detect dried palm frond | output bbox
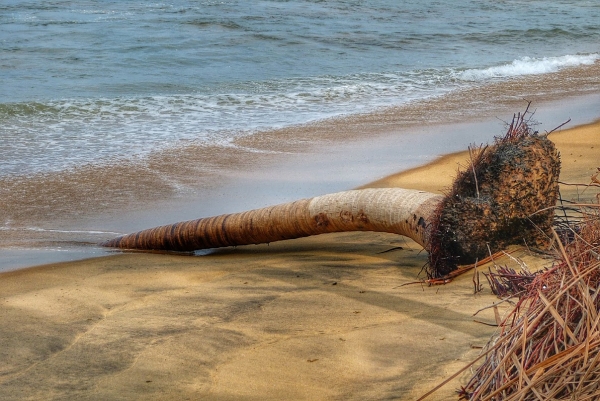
[458,208,600,400]
[484,266,538,299]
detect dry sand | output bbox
[1,121,598,400]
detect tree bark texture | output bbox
[102,188,443,252]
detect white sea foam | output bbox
[0,72,453,176]
[0,226,122,235]
[460,54,599,81]
[1,53,598,177]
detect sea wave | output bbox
[459,53,599,80]
[0,226,121,235]
[1,53,598,176]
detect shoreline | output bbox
[1,92,599,272]
[0,112,598,400]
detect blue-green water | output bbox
[1,0,600,269]
[2,0,599,175]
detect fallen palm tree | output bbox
[102,108,560,277]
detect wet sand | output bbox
[1,119,598,400]
[2,92,599,271]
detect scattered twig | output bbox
[472,295,519,317]
[425,251,510,286]
[545,118,571,135]
[473,260,483,294]
[376,246,404,254]
[473,319,498,327]
[469,146,480,199]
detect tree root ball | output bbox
[428,134,561,277]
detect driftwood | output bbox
[102,107,561,278]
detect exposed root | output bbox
[427,104,561,277]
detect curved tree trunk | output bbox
[102,112,561,278]
[101,188,443,252]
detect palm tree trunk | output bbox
[101,188,443,252]
[102,112,561,278]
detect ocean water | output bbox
[1,0,600,269]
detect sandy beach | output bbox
[1,120,598,400]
